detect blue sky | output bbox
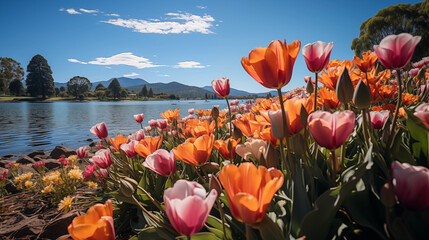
[0,0,421,93]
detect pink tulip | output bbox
[129,129,145,141]
[212,77,230,98]
[164,180,217,237]
[304,76,315,84]
[391,161,429,210]
[143,149,176,176]
[77,146,88,159]
[83,163,96,180]
[134,113,144,123]
[307,110,355,149]
[268,110,285,140]
[90,122,108,139]
[120,140,139,158]
[0,169,8,181]
[408,68,419,77]
[157,119,168,129]
[302,41,334,73]
[188,108,195,115]
[92,149,112,169]
[230,99,239,106]
[373,33,421,69]
[148,119,158,127]
[414,103,429,128]
[370,110,390,129]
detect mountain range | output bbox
[54,77,276,99]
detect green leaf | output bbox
[137,227,171,240]
[176,232,220,240]
[205,215,232,239]
[406,108,429,166]
[252,216,284,240]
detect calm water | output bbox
[0,100,230,156]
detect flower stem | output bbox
[225,97,232,137]
[386,70,403,153]
[136,185,165,214]
[246,224,253,240]
[330,150,337,186]
[192,165,206,184]
[216,199,228,240]
[314,72,318,112]
[277,89,294,173]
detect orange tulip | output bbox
[214,138,241,160]
[353,50,378,73]
[402,93,419,106]
[191,120,215,137]
[109,135,129,151]
[68,200,115,240]
[259,127,280,147]
[173,134,214,166]
[284,96,314,135]
[196,109,204,117]
[241,39,301,89]
[135,135,163,158]
[318,59,355,90]
[233,115,267,137]
[218,162,284,224]
[318,87,342,109]
[161,109,180,123]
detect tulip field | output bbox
[2,33,429,240]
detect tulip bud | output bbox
[300,105,308,126]
[306,79,314,94]
[201,162,220,174]
[263,143,279,168]
[211,106,219,120]
[336,67,354,104]
[209,174,222,196]
[232,123,243,139]
[119,177,138,198]
[380,182,396,208]
[268,110,285,140]
[353,80,372,109]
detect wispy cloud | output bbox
[174,61,208,69]
[159,74,170,77]
[197,6,207,9]
[105,13,120,17]
[68,52,163,69]
[101,12,215,34]
[60,8,81,15]
[79,8,99,14]
[123,72,139,77]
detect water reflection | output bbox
[0,100,231,156]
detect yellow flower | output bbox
[25,181,35,188]
[68,155,77,165]
[14,172,33,184]
[58,196,75,213]
[86,181,98,189]
[43,171,62,185]
[41,184,55,194]
[68,166,83,180]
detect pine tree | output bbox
[107,78,121,100]
[26,55,55,98]
[139,85,148,97]
[148,88,154,97]
[8,79,24,96]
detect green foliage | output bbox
[107,78,121,99]
[148,87,154,97]
[59,86,66,92]
[139,85,148,97]
[25,54,55,98]
[8,79,25,96]
[67,76,92,99]
[351,1,429,62]
[0,57,24,94]
[95,83,106,91]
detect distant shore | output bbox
[0,96,208,103]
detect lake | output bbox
[0,100,231,156]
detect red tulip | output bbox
[148,119,158,127]
[77,146,88,159]
[241,39,301,89]
[307,110,355,149]
[164,180,217,237]
[157,119,168,129]
[90,122,108,139]
[188,108,195,115]
[129,129,145,141]
[414,103,429,128]
[92,149,112,169]
[370,110,390,129]
[212,77,230,98]
[373,33,421,69]
[84,163,96,180]
[134,113,144,123]
[391,161,429,211]
[120,140,139,158]
[143,149,176,176]
[302,41,334,73]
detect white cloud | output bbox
[68,52,163,69]
[105,66,112,69]
[63,8,81,15]
[123,72,139,77]
[101,12,215,34]
[68,58,87,64]
[105,13,120,17]
[79,8,100,14]
[197,6,207,9]
[159,74,170,77]
[174,61,208,69]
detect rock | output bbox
[40,210,83,239]
[2,154,14,158]
[5,181,18,194]
[21,165,38,174]
[0,160,9,168]
[16,156,35,165]
[44,159,61,170]
[89,141,96,147]
[49,146,76,159]
[27,150,45,158]
[86,138,93,142]
[33,155,50,162]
